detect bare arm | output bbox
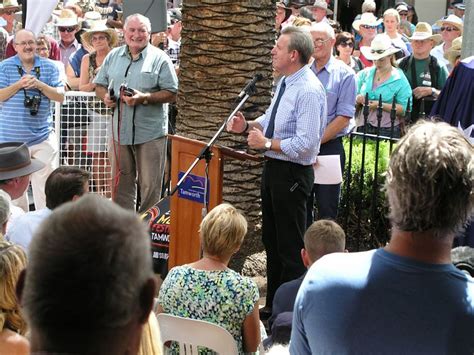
[321,116,350,144]
[95,84,116,108]
[0,79,22,101]
[65,64,80,90]
[79,54,95,92]
[37,80,64,102]
[242,302,261,353]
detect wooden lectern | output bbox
[168,135,260,269]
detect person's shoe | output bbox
[259,306,272,321]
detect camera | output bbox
[120,84,135,97]
[24,94,42,116]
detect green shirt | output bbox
[402,57,448,90]
[94,44,178,145]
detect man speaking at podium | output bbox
[227,26,327,317]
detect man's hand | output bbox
[226,111,247,134]
[413,87,432,100]
[248,127,267,150]
[103,93,117,108]
[18,75,37,90]
[122,88,148,107]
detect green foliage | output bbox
[338,136,397,251]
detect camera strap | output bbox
[17,65,42,97]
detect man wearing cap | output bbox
[227,26,327,319]
[307,22,356,222]
[451,0,465,18]
[352,13,382,67]
[0,29,65,211]
[399,22,448,121]
[0,142,45,231]
[55,9,82,69]
[276,1,294,34]
[310,0,333,24]
[431,15,463,72]
[165,8,182,70]
[94,13,178,213]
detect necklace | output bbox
[375,68,391,82]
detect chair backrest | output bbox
[157,313,239,355]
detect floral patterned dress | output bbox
[157,265,259,353]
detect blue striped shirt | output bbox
[256,65,327,165]
[0,55,63,146]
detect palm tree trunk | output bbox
[176,0,275,272]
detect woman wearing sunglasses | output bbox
[355,34,412,138]
[431,15,463,72]
[335,32,364,73]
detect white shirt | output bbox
[6,208,52,251]
[431,43,451,72]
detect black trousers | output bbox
[307,137,345,227]
[261,158,313,307]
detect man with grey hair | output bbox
[16,194,156,354]
[227,26,327,318]
[95,13,178,213]
[291,121,474,354]
[307,22,356,223]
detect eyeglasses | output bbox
[313,38,331,46]
[339,41,354,48]
[91,35,108,42]
[58,26,76,33]
[361,24,377,29]
[2,10,16,15]
[36,47,49,52]
[15,40,36,47]
[398,11,408,16]
[440,26,459,32]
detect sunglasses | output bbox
[361,24,377,29]
[371,49,387,54]
[2,9,16,15]
[399,11,408,16]
[58,26,76,33]
[339,42,354,48]
[440,26,459,32]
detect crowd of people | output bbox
[0,0,473,354]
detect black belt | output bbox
[264,156,312,168]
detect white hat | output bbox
[81,20,119,49]
[310,0,333,15]
[435,14,463,33]
[409,22,442,44]
[396,4,408,12]
[352,12,382,31]
[54,9,79,27]
[360,33,400,60]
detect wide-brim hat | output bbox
[81,20,119,48]
[54,9,79,27]
[435,14,463,33]
[0,0,20,12]
[352,12,382,31]
[277,1,292,10]
[310,0,333,15]
[445,36,462,65]
[409,22,442,44]
[0,142,45,180]
[360,33,400,60]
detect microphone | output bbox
[237,74,263,98]
[108,79,115,100]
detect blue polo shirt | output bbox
[0,55,63,146]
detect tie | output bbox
[265,79,286,138]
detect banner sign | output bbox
[177,172,209,204]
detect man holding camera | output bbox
[95,14,178,213]
[0,29,65,211]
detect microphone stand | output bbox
[169,83,257,218]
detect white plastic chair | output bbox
[157,313,239,354]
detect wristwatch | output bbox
[264,139,272,151]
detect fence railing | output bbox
[55,91,112,198]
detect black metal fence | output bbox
[337,95,412,251]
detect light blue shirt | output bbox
[94,44,178,145]
[0,55,64,146]
[311,56,357,137]
[6,208,52,251]
[290,249,474,354]
[256,65,327,166]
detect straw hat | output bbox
[0,0,20,12]
[409,22,442,44]
[435,14,463,33]
[360,33,401,60]
[310,0,333,15]
[352,12,382,31]
[444,36,462,67]
[0,142,45,180]
[81,20,119,49]
[54,9,79,27]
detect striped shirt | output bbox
[256,65,327,166]
[0,55,64,146]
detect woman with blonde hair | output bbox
[383,8,410,58]
[0,241,29,354]
[157,203,260,354]
[138,312,162,355]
